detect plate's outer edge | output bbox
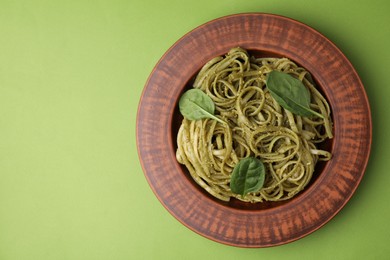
[136,13,372,247]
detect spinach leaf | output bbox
[230,157,265,197]
[266,70,324,118]
[179,89,225,124]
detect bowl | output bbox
[136,13,372,247]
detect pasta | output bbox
[176,47,333,203]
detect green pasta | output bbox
[176,47,333,203]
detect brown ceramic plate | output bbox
[136,13,372,247]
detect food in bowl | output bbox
[176,47,333,203]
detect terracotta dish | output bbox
[136,13,372,247]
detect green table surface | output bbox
[0,0,388,259]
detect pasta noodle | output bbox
[176,47,333,203]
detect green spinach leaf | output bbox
[179,89,225,124]
[230,157,265,197]
[266,70,324,118]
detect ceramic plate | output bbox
[136,13,372,247]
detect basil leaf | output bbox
[179,89,225,124]
[230,157,265,197]
[266,70,324,118]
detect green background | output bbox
[0,0,388,259]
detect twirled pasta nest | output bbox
[176,47,333,203]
